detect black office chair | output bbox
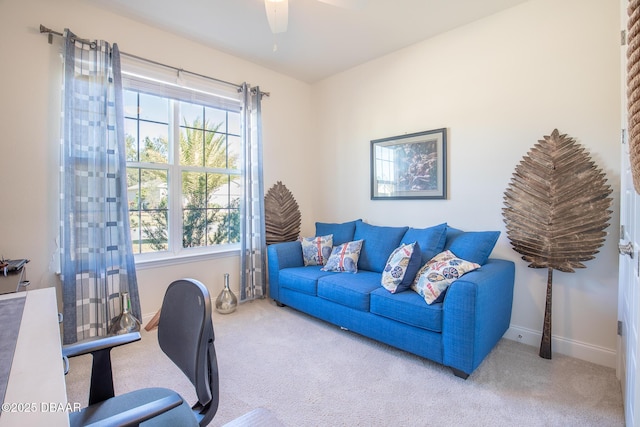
[64,278,220,426]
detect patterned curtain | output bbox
[240,84,266,301]
[60,29,141,344]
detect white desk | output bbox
[0,288,69,426]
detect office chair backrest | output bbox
[158,278,219,426]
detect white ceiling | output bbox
[89,0,530,83]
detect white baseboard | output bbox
[504,325,617,369]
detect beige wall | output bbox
[0,0,313,317]
[312,0,621,367]
[0,0,622,367]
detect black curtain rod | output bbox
[39,24,270,97]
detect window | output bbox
[122,67,243,258]
[374,145,396,194]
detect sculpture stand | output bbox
[144,309,161,331]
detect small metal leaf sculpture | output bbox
[264,181,301,245]
[502,129,613,359]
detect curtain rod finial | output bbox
[39,25,55,44]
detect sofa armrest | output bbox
[267,241,304,301]
[442,259,515,377]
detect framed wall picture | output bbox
[371,128,447,200]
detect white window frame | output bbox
[121,57,244,267]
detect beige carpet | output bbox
[65,298,624,426]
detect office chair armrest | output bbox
[83,393,184,427]
[63,332,141,358]
[63,332,142,405]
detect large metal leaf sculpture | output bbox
[502,129,612,359]
[265,181,301,245]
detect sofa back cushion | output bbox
[315,219,362,246]
[353,222,408,273]
[444,227,500,265]
[400,223,448,265]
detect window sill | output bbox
[134,246,240,271]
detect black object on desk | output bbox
[0,259,30,294]
[2,259,28,274]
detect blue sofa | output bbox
[267,220,515,378]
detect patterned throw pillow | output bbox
[321,240,364,273]
[381,242,422,293]
[300,235,333,266]
[411,250,480,305]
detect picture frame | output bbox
[371,128,447,200]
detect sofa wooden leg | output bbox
[452,368,469,379]
[275,300,286,307]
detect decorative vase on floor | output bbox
[109,291,141,335]
[215,273,237,314]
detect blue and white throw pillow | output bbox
[300,234,333,266]
[411,250,480,304]
[381,242,422,293]
[321,240,364,273]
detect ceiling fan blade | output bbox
[317,0,366,10]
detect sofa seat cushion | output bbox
[369,287,443,333]
[317,271,382,311]
[280,266,335,296]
